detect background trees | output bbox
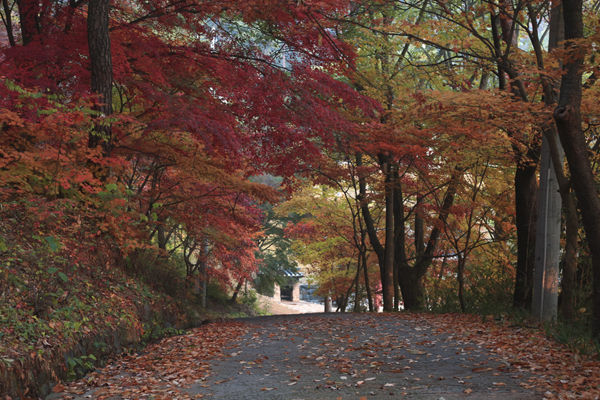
[1,0,600,344]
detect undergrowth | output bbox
[501,309,600,357]
[545,319,600,357]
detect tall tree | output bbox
[87,0,113,152]
[553,0,600,338]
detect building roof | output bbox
[282,269,303,278]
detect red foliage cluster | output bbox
[0,0,371,286]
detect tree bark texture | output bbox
[87,0,113,151]
[382,160,395,311]
[513,162,538,309]
[554,0,600,339]
[15,0,38,45]
[532,137,561,321]
[530,0,565,323]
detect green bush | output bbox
[239,289,258,307]
[125,250,185,297]
[206,281,229,303]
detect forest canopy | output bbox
[1,2,600,389]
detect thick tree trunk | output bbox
[554,0,600,339]
[532,136,562,321]
[382,160,395,311]
[530,0,564,323]
[393,171,408,309]
[87,0,113,152]
[324,296,332,312]
[560,192,579,319]
[490,6,541,313]
[15,0,38,45]
[513,163,538,309]
[397,267,424,310]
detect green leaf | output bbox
[48,267,58,274]
[44,236,61,252]
[105,183,118,192]
[57,272,68,283]
[37,108,58,115]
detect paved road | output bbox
[256,294,324,314]
[49,313,542,399]
[185,313,537,399]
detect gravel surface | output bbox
[186,313,538,399]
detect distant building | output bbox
[274,269,303,302]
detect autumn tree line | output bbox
[1,0,599,340]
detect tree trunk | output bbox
[382,160,395,311]
[531,0,564,323]
[2,0,16,47]
[87,0,113,152]
[194,269,201,295]
[396,169,461,311]
[457,254,466,312]
[16,0,38,45]
[230,279,244,303]
[324,296,332,312]
[560,192,578,320]
[361,248,374,312]
[554,0,600,339]
[532,137,562,321]
[490,5,540,313]
[157,225,167,250]
[353,259,361,312]
[356,154,385,277]
[397,267,424,310]
[393,170,407,310]
[393,252,400,311]
[201,264,207,308]
[513,163,538,309]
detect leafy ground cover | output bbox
[49,322,246,399]
[0,213,259,398]
[50,313,600,399]
[0,229,186,397]
[423,314,600,399]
